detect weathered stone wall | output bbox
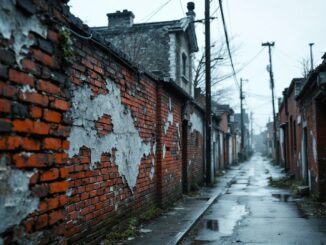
[101,27,171,78]
[0,0,205,244]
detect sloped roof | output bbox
[92,16,198,53]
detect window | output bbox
[182,53,187,77]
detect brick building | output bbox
[0,0,207,243]
[296,57,326,198]
[278,78,303,174]
[277,55,326,199]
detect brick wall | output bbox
[156,86,184,207]
[316,99,326,199]
[0,0,205,244]
[183,105,204,192]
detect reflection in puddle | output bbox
[206,219,219,231]
[194,204,248,243]
[272,194,291,202]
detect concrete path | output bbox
[122,161,238,245]
[182,153,326,244]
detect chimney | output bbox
[186,2,196,20]
[107,9,135,28]
[322,52,326,64]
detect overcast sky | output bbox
[69,0,326,133]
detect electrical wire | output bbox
[196,47,264,87]
[218,0,239,90]
[139,0,173,22]
[179,0,185,15]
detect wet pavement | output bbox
[183,153,326,244]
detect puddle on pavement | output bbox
[206,219,219,231]
[272,193,291,202]
[194,204,248,243]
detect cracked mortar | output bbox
[68,79,152,191]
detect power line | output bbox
[203,47,264,87]
[179,0,185,15]
[197,48,263,87]
[218,0,239,90]
[139,0,173,22]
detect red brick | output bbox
[49,181,68,193]
[37,80,60,95]
[40,168,59,182]
[19,92,49,106]
[24,218,35,233]
[33,121,51,135]
[30,106,42,118]
[62,140,69,150]
[52,99,69,111]
[30,172,39,185]
[44,109,61,123]
[22,59,37,72]
[9,69,34,86]
[49,210,64,225]
[43,138,61,150]
[59,195,68,206]
[38,201,48,213]
[1,136,22,150]
[32,49,56,68]
[0,98,11,113]
[47,197,60,210]
[60,167,69,178]
[0,82,18,97]
[12,119,34,133]
[53,153,68,164]
[35,214,48,230]
[22,138,41,151]
[13,153,48,168]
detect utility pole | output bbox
[205,0,212,185]
[240,78,247,159]
[309,43,314,71]
[262,42,279,164]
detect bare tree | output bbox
[193,40,238,103]
[300,57,310,78]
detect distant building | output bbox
[278,78,303,174]
[92,3,198,96]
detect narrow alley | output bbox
[182,154,326,244]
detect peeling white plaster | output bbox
[0,0,47,66]
[312,136,317,162]
[190,112,203,134]
[66,188,73,197]
[149,158,155,179]
[163,144,166,159]
[168,98,172,111]
[152,142,157,154]
[176,122,180,138]
[68,80,151,191]
[164,110,174,135]
[0,156,39,234]
[21,85,37,93]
